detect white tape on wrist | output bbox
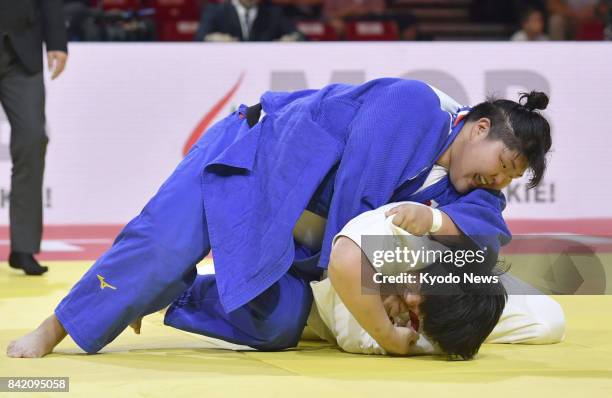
[428,208,443,234]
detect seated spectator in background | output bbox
[322,0,387,37]
[511,7,549,40]
[547,0,604,39]
[195,0,303,41]
[272,0,323,20]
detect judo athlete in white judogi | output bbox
[303,198,566,357]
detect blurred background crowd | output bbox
[63,0,612,42]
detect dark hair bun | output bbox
[520,91,549,111]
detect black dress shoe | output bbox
[8,252,48,276]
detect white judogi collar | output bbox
[231,0,258,40]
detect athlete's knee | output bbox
[250,315,305,351]
[250,284,312,351]
[253,329,301,351]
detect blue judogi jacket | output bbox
[198,78,510,312]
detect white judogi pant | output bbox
[305,202,566,355]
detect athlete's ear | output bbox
[468,118,491,141]
[476,118,491,137]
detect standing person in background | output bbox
[0,0,68,275]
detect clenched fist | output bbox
[383,324,419,356]
[384,203,433,236]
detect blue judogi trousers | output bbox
[55,140,318,354]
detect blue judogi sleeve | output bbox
[438,189,512,252]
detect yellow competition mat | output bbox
[1,260,612,397]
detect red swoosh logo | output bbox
[183,73,245,156]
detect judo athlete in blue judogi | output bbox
[7,78,552,358]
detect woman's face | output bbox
[449,119,529,193]
[524,11,544,37]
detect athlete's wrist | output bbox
[428,207,443,234]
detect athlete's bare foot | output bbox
[130,317,142,334]
[7,315,67,358]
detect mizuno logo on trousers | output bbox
[97,274,117,290]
